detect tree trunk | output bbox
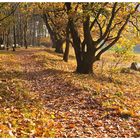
[0,37,3,45]
[76,62,93,74]
[19,14,23,47]
[13,46,15,51]
[43,14,56,48]
[6,32,9,51]
[63,41,69,62]
[24,19,28,49]
[55,39,63,53]
[63,21,70,62]
[42,14,63,53]
[24,30,28,49]
[3,32,5,49]
[13,24,16,51]
[76,52,95,74]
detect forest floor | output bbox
[0,47,140,137]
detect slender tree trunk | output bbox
[63,22,70,62]
[24,30,28,49]
[13,24,16,51]
[19,14,23,47]
[42,14,64,53]
[63,41,69,62]
[32,16,36,46]
[2,31,5,50]
[43,14,56,47]
[23,19,28,49]
[0,36,3,45]
[6,36,9,51]
[6,29,10,51]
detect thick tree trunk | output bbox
[66,3,96,74]
[76,52,95,74]
[55,39,63,54]
[76,62,93,74]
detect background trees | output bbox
[38,3,67,53]
[0,3,49,51]
[0,2,139,74]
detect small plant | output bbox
[108,42,135,80]
[114,91,123,97]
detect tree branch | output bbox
[0,3,20,22]
[96,3,140,60]
[129,20,140,31]
[90,2,108,30]
[96,3,118,44]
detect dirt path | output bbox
[9,48,139,138]
[15,49,99,137]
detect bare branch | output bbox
[96,3,118,44]
[129,20,140,31]
[110,21,123,31]
[95,18,103,37]
[90,2,108,30]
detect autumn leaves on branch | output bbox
[0,2,140,73]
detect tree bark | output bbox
[6,29,10,51]
[66,3,97,74]
[76,52,96,74]
[13,24,16,51]
[23,18,28,49]
[63,41,69,62]
[55,39,63,53]
[63,21,70,62]
[24,30,28,49]
[32,16,36,46]
[19,14,23,47]
[42,14,64,53]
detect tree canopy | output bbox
[0,2,140,73]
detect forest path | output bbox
[3,47,139,138]
[15,48,101,137]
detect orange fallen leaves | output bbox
[0,48,139,137]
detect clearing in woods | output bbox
[0,47,140,137]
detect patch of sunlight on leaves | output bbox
[1,47,139,137]
[51,114,55,119]
[0,77,58,137]
[33,48,140,120]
